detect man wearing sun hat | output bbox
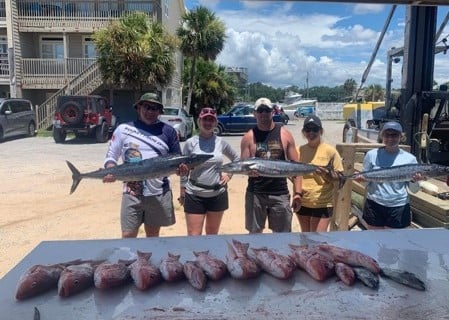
[240,97,302,234]
[102,92,185,238]
[354,121,425,229]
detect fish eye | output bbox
[74,279,79,285]
[31,281,37,288]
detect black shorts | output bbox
[296,206,333,218]
[362,199,411,228]
[184,191,229,214]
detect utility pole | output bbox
[306,71,309,98]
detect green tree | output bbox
[182,57,236,115]
[177,6,226,113]
[364,84,385,101]
[343,78,357,100]
[93,12,177,99]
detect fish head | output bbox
[15,274,40,300]
[58,263,96,297]
[15,265,64,300]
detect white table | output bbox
[1,229,448,319]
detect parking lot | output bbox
[0,119,345,277]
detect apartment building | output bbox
[1,0,185,129]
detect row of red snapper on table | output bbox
[15,240,425,300]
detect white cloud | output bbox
[353,4,386,15]
[212,7,389,88]
[184,1,425,89]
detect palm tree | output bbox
[182,57,235,114]
[364,84,385,102]
[94,12,177,100]
[177,6,226,113]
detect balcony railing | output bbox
[21,58,96,87]
[0,0,5,20]
[17,0,159,30]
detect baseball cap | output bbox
[199,107,217,119]
[254,97,273,111]
[303,115,322,128]
[134,92,163,109]
[381,121,403,133]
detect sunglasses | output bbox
[256,108,272,114]
[383,132,400,138]
[303,126,320,133]
[140,103,161,111]
[200,107,217,115]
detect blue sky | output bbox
[184,1,449,90]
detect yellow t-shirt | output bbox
[298,143,344,208]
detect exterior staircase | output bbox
[35,61,103,130]
[9,0,22,91]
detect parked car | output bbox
[159,107,194,141]
[214,104,285,136]
[52,95,116,143]
[294,106,316,118]
[0,98,36,141]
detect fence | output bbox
[316,102,344,120]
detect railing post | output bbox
[330,143,356,231]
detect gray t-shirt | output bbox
[181,135,239,197]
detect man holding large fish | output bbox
[102,93,187,238]
[240,97,302,233]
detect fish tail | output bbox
[66,161,82,194]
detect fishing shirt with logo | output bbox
[247,125,288,195]
[363,147,417,207]
[181,135,239,198]
[104,120,180,196]
[299,142,344,208]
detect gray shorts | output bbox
[120,191,175,233]
[245,191,292,233]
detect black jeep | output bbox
[52,95,116,143]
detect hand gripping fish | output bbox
[220,158,335,178]
[66,153,213,194]
[347,163,449,183]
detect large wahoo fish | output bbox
[67,154,213,194]
[347,163,449,183]
[219,157,334,178]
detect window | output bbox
[40,37,64,59]
[11,101,31,113]
[0,36,8,75]
[83,37,96,58]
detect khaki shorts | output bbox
[120,191,175,233]
[245,191,292,233]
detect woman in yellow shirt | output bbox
[296,115,344,232]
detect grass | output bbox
[37,129,53,137]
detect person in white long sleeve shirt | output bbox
[180,107,239,235]
[103,92,186,238]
